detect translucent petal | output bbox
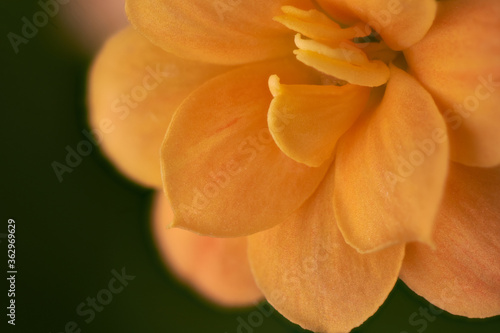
[88,27,228,187]
[334,66,449,252]
[161,58,329,236]
[400,163,500,318]
[152,192,262,306]
[248,167,405,332]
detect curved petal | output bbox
[334,65,449,253]
[161,58,329,237]
[405,0,500,167]
[400,163,500,318]
[248,165,405,332]
[88,27,229,187]
[152,192,262,307]
[126,0,314,65]
[267,75,370,167]
[316,0,437,50]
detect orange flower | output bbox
[88,0,500,331]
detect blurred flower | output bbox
[89,0,500,331]
[152,192,263,306]
[60,0,128,53]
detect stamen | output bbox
[274,6,392,87]
[274,6,367,44]
[294,34,368,65]
[293,34,390,87]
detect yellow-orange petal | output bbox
[293,34,390,87]
[247,166,405,332]
[317,0,437,50]
[400,163,500,318]
[267,75,370,167]
[161,58,329,237]
[88,27,229,187]
[314,0,357,24]
[334,65,449,253]
[405,0,500,167]
[125,0,314,65]
[152,192,262,307]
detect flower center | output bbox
[274,6,400,87]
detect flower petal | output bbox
[247,166,405,332]
[334,65,449,253]
[267,75,370,167]
[405,0,500,167]
[88,27,228,187]
[317,0,437,50]
[162,58,329,237]
[400,163,500,318]
[125,0,314,65]
[152,192,262,307]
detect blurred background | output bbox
[1,0,499,332]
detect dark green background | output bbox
[1,1,499,332]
